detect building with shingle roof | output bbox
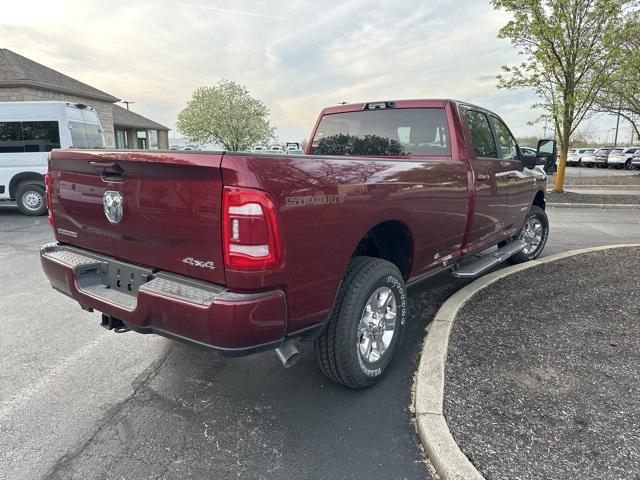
[0,49,169,149]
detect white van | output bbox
[0,101,105,215]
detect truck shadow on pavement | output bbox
[45,274,471,480]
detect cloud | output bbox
[0,0,619,141]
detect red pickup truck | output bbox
[40,99,552,388]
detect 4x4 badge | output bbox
[103,191,123,224]
[182,257,216,270]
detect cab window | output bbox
[461,108,497,158]
[491,116,519,161]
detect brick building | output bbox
[0,49,169,149]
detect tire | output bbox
[625,160,633,170]
[315,256,407,389]
[587,163,594,168]
[15,182,47,216]
[508,206,549,264]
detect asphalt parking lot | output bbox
[2,203,640,480]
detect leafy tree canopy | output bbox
[177,80,275,151]
[492,0,633,191]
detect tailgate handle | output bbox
[89,161,125,181]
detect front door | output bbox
[490,115,534,230]
[459,107,511,251]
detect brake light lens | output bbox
[222,187,282,270]
[44,172,55,228]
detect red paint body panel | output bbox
[42,99,546,353]
[48,150,226,285]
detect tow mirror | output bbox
[536,139,557,165]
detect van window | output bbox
[310,108,451,156]
[70,121,104,149]
[0,121,60,153]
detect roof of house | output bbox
[0,49,119,103]
[112,104,170,131]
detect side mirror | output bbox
[536,139,557,164]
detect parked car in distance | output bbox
[253,144,266,152]
[632,150,640,170]
[286,149,305,155]
[594,148,613,168]
[567,148,595,167]
[41,99,552,389]
[269,144,284,153]
[0,101,105,215]
[581,149,599,168]
[285,142,301,152]
[607,147,639,169]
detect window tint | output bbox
[310,108,451,156]
[0,121,60,153]
[462,109,497,158]
[70,121,104,149]
[491,116,519,161]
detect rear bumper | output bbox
[40,243,287,355]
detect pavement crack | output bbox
[42,345,175,480]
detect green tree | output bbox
[593,11,640,141]
[177,80,275,151]
[492,0,631,192]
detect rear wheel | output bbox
[625,160,633,170]
[508,206,549,264]
[315,257,407,389]
[16,182,47,216]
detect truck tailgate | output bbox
[48,150,226,285]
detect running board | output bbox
[451,241,526,279]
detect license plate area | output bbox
[100,259,153,296]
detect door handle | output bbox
[89,161,125,182]
[476,173,490,181]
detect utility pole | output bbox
[543,117,548,137]
[613,101,622,147]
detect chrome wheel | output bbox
[357,287,397,363]
[520,217,543,254]
[22,190,44,212]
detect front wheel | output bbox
[16,182,48,216]
[315,257,407,389]
[508,206,549,264]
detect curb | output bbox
[547,202,639,209]
[413,243,640,480]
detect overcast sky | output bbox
[1,0,628,144]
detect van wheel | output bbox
[315,257,407,389]
[16,182,47,216]
[509,206,549,264]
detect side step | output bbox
[451,240,526,279]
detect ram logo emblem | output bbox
[103,191,124,224]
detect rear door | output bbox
[459,106,510,249]
[48,150,227,284]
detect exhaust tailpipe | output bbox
[275,340,300,368]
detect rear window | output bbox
[70,121,104,149]
[310,108,450,156]
[0,121,60,153]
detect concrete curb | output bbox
[547,202,639,209]
[414,243,640,480]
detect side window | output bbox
[462,109,497,158]
[0,122,24,153]
[491,116,519,161]
[22,121,61,152]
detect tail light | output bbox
[44,172,55,228]
[222,187,283,270]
